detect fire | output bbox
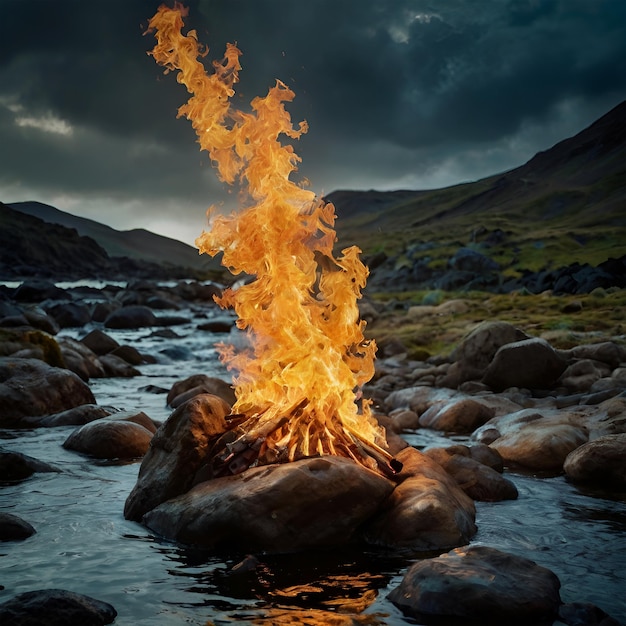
[148,4,396,474]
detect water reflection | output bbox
[149,541,405,624]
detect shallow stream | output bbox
[1,307,625,624]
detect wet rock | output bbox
[0,449,60,482]
[563,433,626,489]
[22,307,60,335]
[385,408,420,432]
[143,455,394,553]
[124,393,232,521]
[0,512,36,541]
[424,447,518,501]
[13,279,67,302]
[482,337,568,391]
[104,305,156,329]
[21,404,117,428]
[418,398,495,433]
[79,329,120,355]
[63,412,156,460]
[388,545,561,623]
[558,601,623,626]
[98,353,141,377]
[197,317,236,333]
[560,358,613,393]
[363,446,476,552]
[44,301,91,328]
[0,588,117,625]
[109,344,144,365]
[167,373,236,408]
[57,337,106,380]
[473,409,588,471]
[0,357,95,428]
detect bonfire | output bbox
[148,4,400,477]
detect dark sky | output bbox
[1,0,625,245]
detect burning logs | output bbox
[124,394,475,555]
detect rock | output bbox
[363,446,477,552]
[143,455,394,553]
[0,512,36,541]
[0,589,116,625]
[13,279,67,302]
[475,409,589,471]
[20,404,117,428]
[44,301,91,328]
[482,337,568,391]
[79,329,120,355]
[424,447,518,501]
[197,317,235,333]
[0,357,95,428]
[563,433,626,489]
[418,398,495,433]
[62,412,155,460]
[558,601,623,626]
[104,305,156,329]
[98,354,141,377]
[167,373,236,408]
[109,344,144,365]
[388,545,561,623]
[564,341,626,369]
[0,449,60,481]
[385,408,420,432]
[57,337,106,381]
[440,321,529,388]
[560,358,613,393]
[124,394,232,521]
[22,307,60,334]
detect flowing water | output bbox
[1,306,625,624]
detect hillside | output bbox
[0,202,221,281]
[328,99,626,287]
[9,201,220,275]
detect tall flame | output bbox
[148,4,389,471]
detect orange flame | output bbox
[148,4,389,471]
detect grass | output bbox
[364,288,626,358]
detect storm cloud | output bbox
[1,0,625,244]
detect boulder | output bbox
[104,305,156,329]
[13,279,67,302]
[363,446,477,552]
[167,373,236,408]
[0,512,36,541]
[44,301,91,328]
[440,321,529,387]
[143,455,394,553]
[58,337,106,380]
[124,394,232,521]
[62,412,156,460]
[482,337,568,391]
[0,449,60,482]
[79,329,120,355]
[484,415,588,471]
[98,354,141,377]
[0,357,95,428]
[388,545,561,623]
[20,404,117,428]
[418,398,495,433]
[0,589,116,625]
[424,447,518,501]
[563,433,626,489]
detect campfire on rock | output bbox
[148,4,401,478]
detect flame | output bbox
[148,4,390,472]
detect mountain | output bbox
[327,100,626,280]
[8,201,219,275]
[0,202,223,281]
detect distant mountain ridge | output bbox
[8,201,217,273]
[327,99,626,280]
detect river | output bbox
[1,304,625,624]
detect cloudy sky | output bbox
[1,0,625,246]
